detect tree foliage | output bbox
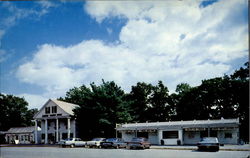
[61,62,248,142]
[0,94,38,131]
[61,80,132,139]
[1,62,248,142]
[172,62,249,142]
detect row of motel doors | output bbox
[130,129,218,139]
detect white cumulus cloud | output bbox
[17,93,48,109]
[16,0,248,100]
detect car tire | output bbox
[70,144,75,148]
[215,147,219,152]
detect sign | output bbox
[184,128,206,131]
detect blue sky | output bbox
[0,0,248,109]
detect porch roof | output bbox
[116,118,239,131]
[5,126,41,134]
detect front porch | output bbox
[34,117,75,144]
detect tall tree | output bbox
[230,62,249,142]
[127,82,154,122]
[62,80,132,139]
[170,83,192,120]
[147,81,171,121]
[0,94,37,131]
[174,62,249,142]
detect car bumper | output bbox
[128,144,144,148]
[87,143,100,147]
[198,145,219,151]
[101,144,114,148]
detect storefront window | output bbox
[225,133,232,138]
[162,131,178,139]
[210,130,217,137]
[137,132,148,138]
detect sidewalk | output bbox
[1,144,249,151]
[0,144,59,148]
[151,144,250,151]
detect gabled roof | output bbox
[116,118,239,130]
[33,99,79,119]
[51,99,79,115]
[5,126,41,134]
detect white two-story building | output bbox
[33,99,79,144]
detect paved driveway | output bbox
[1,147,249,158]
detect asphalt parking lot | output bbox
[1,147,249,158]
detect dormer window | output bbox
[45,107,50,114]
[52,106,57,113]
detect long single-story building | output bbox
[5,126,41,144]
[33,99,79,144]
[116,118,239,145]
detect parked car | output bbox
[197,137,220,151]
[58,138,86,148]
[127,137,151,149]
[100,138,127,149]
[86,138,106,148]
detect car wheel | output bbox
[70,144,75,148]
[215,147,219,152]
[116,145,119,149]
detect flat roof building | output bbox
[116,118,239,145]
[5,126,41,144]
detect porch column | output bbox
[157,130,163,145]
[135,122,137,137]
[56,119,59,142]
[35,119,38,144]
[67,118,71,138]
[45,119,48,144]
[208,127,210,137]
[178,129,183,145]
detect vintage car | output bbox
[86,138,106,148]
[58,138,86,148]
[100,138,127,149]
[197,137,220,151]
[127,137,151,149]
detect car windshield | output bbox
[65,138,73,141]
[92,138,104,141]
[201,137,218,143]
[106,138,117,142]
[131,138,143,142]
